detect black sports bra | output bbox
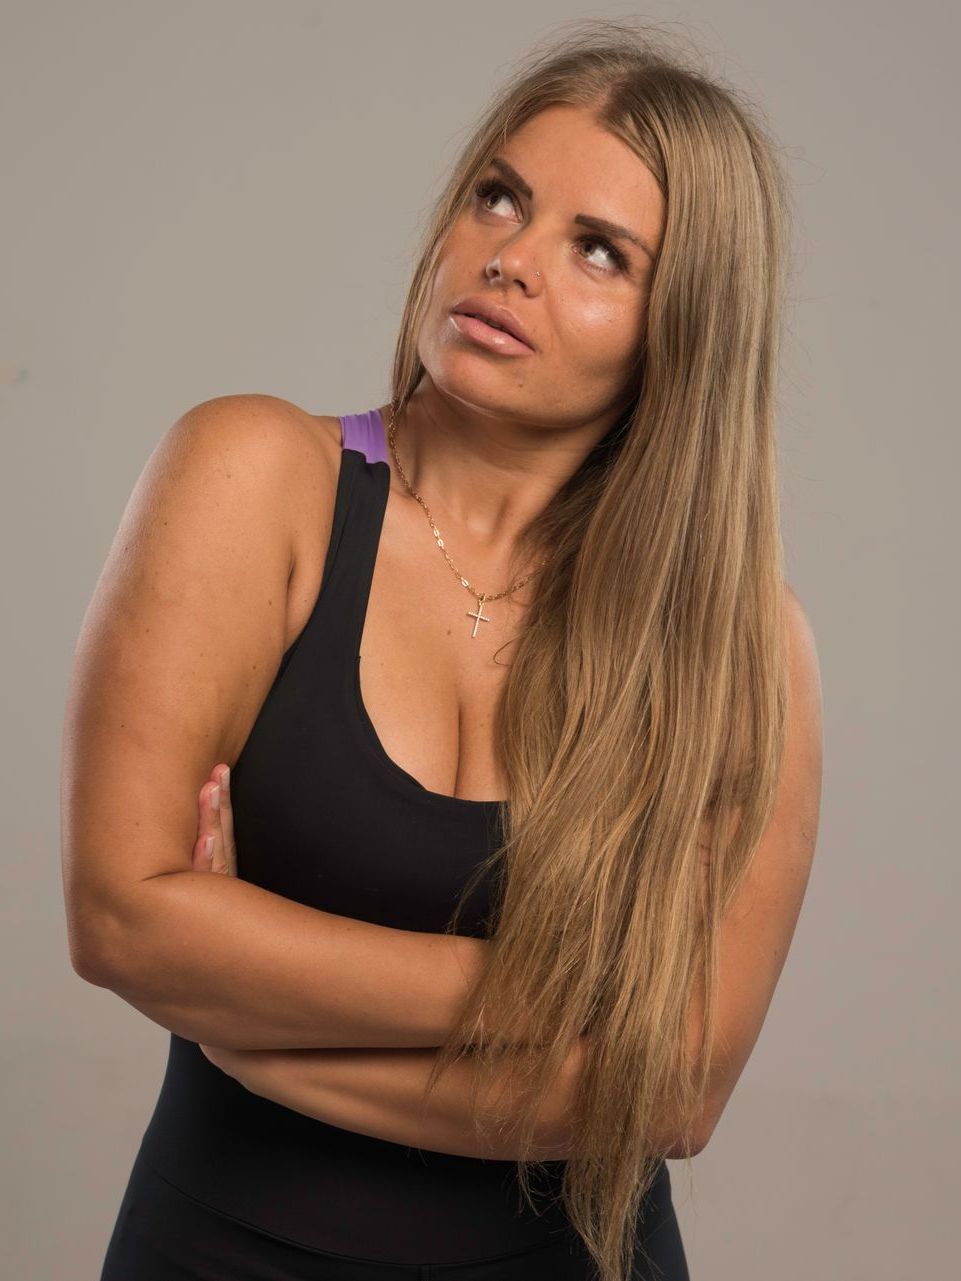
[130,407,606,1263]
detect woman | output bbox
[62,19,823,1281]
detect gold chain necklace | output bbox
[385,400,546,637]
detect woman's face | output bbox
[419,103,665,430]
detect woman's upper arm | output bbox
[61,393,314,979]
[696,586,824,1146]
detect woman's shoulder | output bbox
[164,392,345,567]
[181,392,341,466]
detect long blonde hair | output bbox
[395,19,793,1281]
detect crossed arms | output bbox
[78,872,595,1161]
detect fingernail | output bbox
[211,785,221,811]
[221,766,230,792]
[204,835,215,858]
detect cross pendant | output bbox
[467,595,492,638]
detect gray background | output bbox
[3,1,958,1276]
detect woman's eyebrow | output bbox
[489,155,656,262]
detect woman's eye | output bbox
[578,237,625,274]
[474,179,516,217]
[472,177,627,276]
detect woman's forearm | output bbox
[90,870,489,1050]
[213,1037,585,1162]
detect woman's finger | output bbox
[192,774,225,873]
[216,764,237,877]
[205,776,231,874]
[191,827,216,870]
[191,764,238,876]
[191,775,217,871]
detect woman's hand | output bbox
[190,763,307,1099]
[190,762,236,877]
[191,763,294,1091]
[190,761,243,1066]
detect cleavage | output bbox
[357,493,517,802]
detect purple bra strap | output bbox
[338,407,389,465]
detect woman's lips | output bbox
[449,311,535,356]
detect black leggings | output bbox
[100,1155,690,1280]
